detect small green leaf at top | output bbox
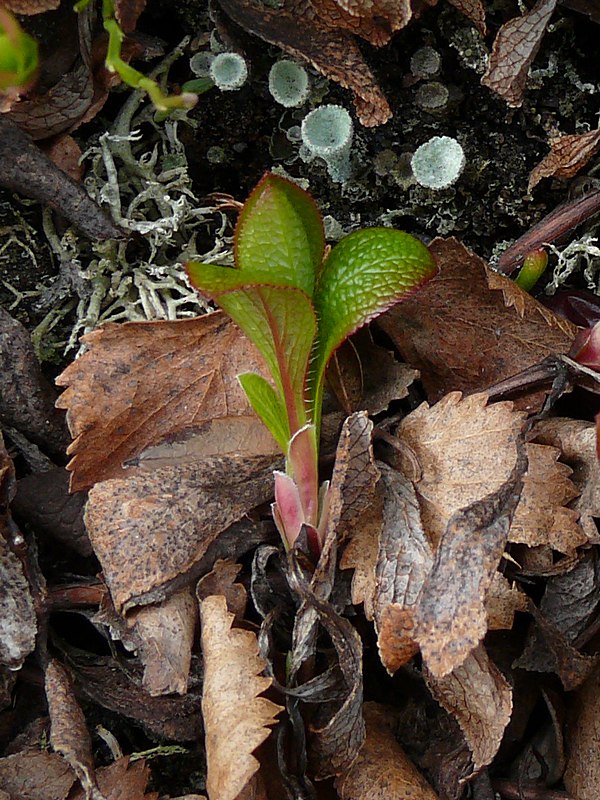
[234,173,325,297]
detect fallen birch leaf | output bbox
[57,313,278,492]
[0,436,36,671]
[413,428,527,677]
[84,453,279,614]
[317,0,401,47]
[200,595,282,800]
[335,702,439,800]
[395,392,525,549]
[0,752,76,800]
[485,573,527,630]
[528,129,600,192]
[115,0,147,33]
[2,0,59,10]
[533,418,600,541]
[425,645,512,771]
[482,0,558,107]
[197,559,247,620]
[126,587,197,696]
[217,0,391,125]
[45,660,101,800]
[509,443,584,554]
[69,758,158,800]
[377,238,577,412]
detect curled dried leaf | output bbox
[200,595,282,800]
[528,129,600,193]
[482,0,558,107]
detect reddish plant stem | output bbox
[497,187,600,275]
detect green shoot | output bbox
[0,9,38,93]
[187,173,437,550]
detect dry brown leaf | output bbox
[42,134,84,183]
[56,313,278,492]
[485,572,527,630]
[0,435,36,671]
[533,417,600,541]
[126,587,196,696]
[509,443,584,554]
[200,595,283,800]
[197,559,247,620]
[317,0,398,46]
[378,238,577,413]
[45,660,101,800]
[395,392,525,549]
[482,0,558,107]
[426,645,513,771]
[84,453,279,614]
[528,129,600,192]
[447,0,486,36]
[217,0,391,126]
[514,602,597,690]
[340,483,383,620]
[0,752,76,800]
[69,758,158,800]
[335,702,439,799]
[564,667,600,800]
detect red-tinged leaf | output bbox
[482,0,558,107]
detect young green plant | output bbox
[187,173,437,551]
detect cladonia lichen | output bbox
[14,41,238,359]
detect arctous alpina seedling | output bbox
[187,173,437,552]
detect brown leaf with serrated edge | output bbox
[528,129,600,193]
[413,432,527,677]
[85,453,279,614]
[378,238,577,413]
[482,0,558,107]
[509,443,585,554]
[0,435,36,671]
[217,0,391,126]
[197,559,247,620]
[425,645,512,771]
[447,0,486,35]
[125,587,196,696]
[534,418,600,542]
[69,758,158,800]
[200,595,282,800]
[486,572,527,630]
[56,313,278,493]
[396,392,525,549]
[564,667,600,800]
[317,0,397,46]
[336,702,439,800]
[71,655,202,741]
[45,660,101,800]
[0,752,76,800]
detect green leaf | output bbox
[234,173,325,297]
[187,259,317,433]
[0,12,38,91]
[238,372,290,452]
[310,228,437,419]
